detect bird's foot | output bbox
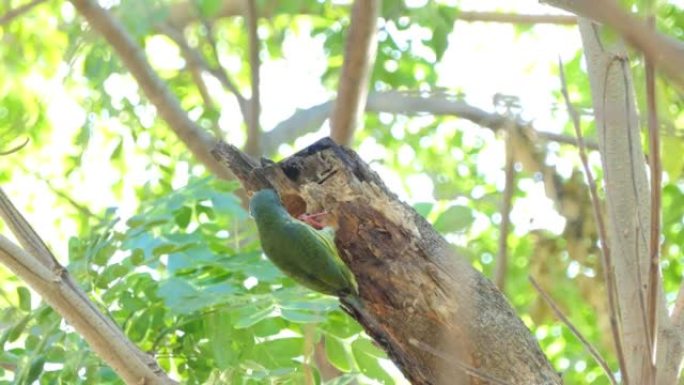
[297,211,328,229]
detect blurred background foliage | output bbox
[0,0,682,384]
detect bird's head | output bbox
[249,189,284,218]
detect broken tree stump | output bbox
[212,137,561,385]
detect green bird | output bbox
[249,189,358,297]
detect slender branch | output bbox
[198,16,248,108]
[494,126,515,290]
[157,23,248,115]
[264,92,599,155]
[330,0,380,145]
[29,171,103,221]
[0,0,46,26]
[542,0,684,88]
[0,360,16,371]
[645,14,661,382]
[188,54,215,110]
[0,137,29,155]
[0,189,177,385]
[68,0,232,179]
[244,0,261,156]
[155,23,220,136]
[529,277,618,385]
[558,58,630,384]
[164,0,576,28]
[457,11,576,25]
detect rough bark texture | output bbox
[212,138,561,385]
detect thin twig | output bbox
[494,126,515,290]
[645,12,661,382]
[18,166,104,221]
[529,277,618,385]
[0,0,46,26]
[164,2,576,29]
[195,15,249,113]
[0,137,29,155]
[155,23,220,136]
[558,59,630,384]
[457,11,576,25]
[157,23,246,107]
[244,0,261,156]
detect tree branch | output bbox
[529,276,618,385]
[457,11,576,25]
[157,22,248,118]
[164,0,576,28]
[0,0,47,26]
[645,14,662,381]
[68,0,232,179]
[330,0,379,145]
[558,56,628,383]
[263,91,598,155]
[0,189,177,385]
[543,0,684,88]
[244,0,261,156]
[494,125,516,290]
[0,137,29,155]
[577,18,675,384]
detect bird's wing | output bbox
[284,220,355,292]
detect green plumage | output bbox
[249,189,358,297]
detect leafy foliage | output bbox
[0,0,682,384]
[1,178,396,384]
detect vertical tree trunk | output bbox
[578,19,674,384]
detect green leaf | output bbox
[26,356,45,384]
[662,139,684,180]
[7,316,29,342]
[174,206,193,228]
[324,373,361,385]
[198,0,222,16]
[433,205,474,233]
[252,337,304,368]
[325,335,353,372]
[280,308,327,323]
[234,303,276,329]
[157,278,201,314]
[412,202,433,217]
[210,191,248,219]
[351,338,394,385]
[321,312,362,339]
[17,287,31,312]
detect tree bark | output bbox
[329,0,379,145]
[578,19,677,385]
[212,138,561,385]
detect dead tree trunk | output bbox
[213,137,561,385]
